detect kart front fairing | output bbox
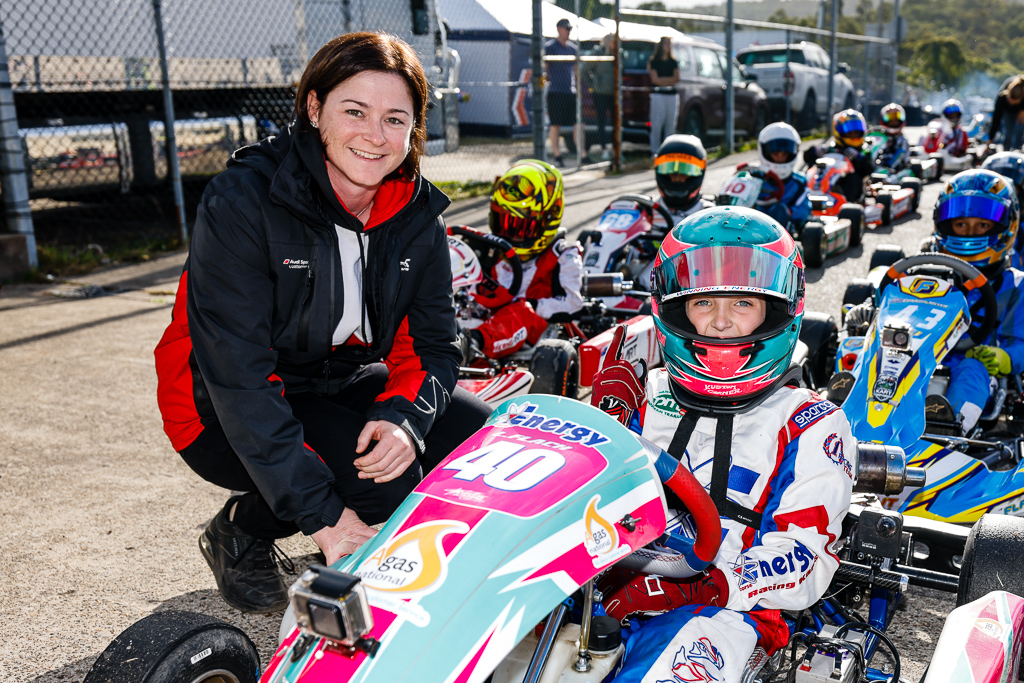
[261,396,670,683]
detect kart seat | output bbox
[824,371,856,406]
[925,394,962,437]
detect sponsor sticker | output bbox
[872,375,897,402]
[790,401,838,430]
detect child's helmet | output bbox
[489,159,564,260]
[831,109,867,149]
[655,134,708,212]
[880,103,906,135]
[942,99,964,126]
[933,169,1020,273]
[757,122,801,180]
[650,206,805,412]
[982,152,1024,206]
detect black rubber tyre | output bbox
[799,92,817,132]
[842,278,875,307]
[84,611,260,683]
[681,108,705,138]
[799,311,839,390]
[876,193,893,226]
[900,177,922,211]
[801,223,826,268]
[934,155,945,177]
[869,244,906,271]
[529,339,580,398]
[838,204,865,247]
[911,160,925,180]
[957,514,1024,608]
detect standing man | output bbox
[546,18,586,166]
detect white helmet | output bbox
[757,122,801,180]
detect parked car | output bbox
[583,22,769,145]
[735,41,856,131]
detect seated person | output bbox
[876,103,911,172]
[737,121,810,232]
[651,134,714,233]
[982,152,1024,269]
[591,206,853,682]
[940,99,970,158]
[802,109,874,203]
[470,160,583,358]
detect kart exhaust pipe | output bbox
[854,442,927,495]
[582,273,635,298]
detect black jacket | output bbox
[185,126,460,534]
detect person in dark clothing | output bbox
[546,18,585,165]
[647,36,680,155]
[989,75,1024,151]
[154,32,491,613]
[802,109,873,203]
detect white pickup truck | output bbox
[735,42,856,131]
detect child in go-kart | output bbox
[802,109,875,203]
[938,99,970,158]
[590,206,854,681]
[982,152,1024,269]
[468,159,583,358]
[875,102,911,172]
[926,169,1024,434]
[736,122,810,232]
[651,134,714,232]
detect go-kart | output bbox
[911,118,977,174]
[84,394,1024,683]
[865,129,941,185]
[449,226,661,405]
[798,153,868,267]
[828,252,1024,525]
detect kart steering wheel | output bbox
[614,193,675,231]
[876,253,999,346]
[637,435,722,571]
[448,225,524,298]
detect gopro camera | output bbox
[880,322,912,350]
[289,565,377,654]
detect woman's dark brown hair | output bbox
[295,32,429,179]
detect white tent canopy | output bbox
[442,0,607,41]
[594,17,687,43]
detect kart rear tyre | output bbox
[869,244,906,271]
[838,205,865,247]
[529,339,580,399]
[798,311,838,390]
[957,514,1024,608]
[910,160,924,180]
[83,611,260,683]
[842,278,875,307]
[876,194,893,226]
[900,177,922,211]
[801,223,826,268]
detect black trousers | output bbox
[180,364,492,539]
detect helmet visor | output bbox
[881,109,905,127]
[489,210,541,245]
[656,152,706,177]
[759,138,798,163]
[653,243,800,311]
[935,194,1010,228]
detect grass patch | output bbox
[435,180,495,201]
[32,232,183,282]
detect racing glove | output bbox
[472,277,514,309]
[966,345,1012,376]
[598,566,729,623]
[841,146,861,161]
[591,324,647,433]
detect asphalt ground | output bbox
[0,128,954,682]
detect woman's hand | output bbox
[354,419,417,483]
[311,507,378,565]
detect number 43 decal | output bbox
[443,442,565,492]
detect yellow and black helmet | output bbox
[831,109,867,150]
[489,160,564,259]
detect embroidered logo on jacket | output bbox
[400,258,410,271]
[789,400,837,431]
[823,433,852,478]
[661,637,725,682]
[282,258,309,270]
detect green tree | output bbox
[907,36,969,88]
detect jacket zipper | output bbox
[297,268,315,352]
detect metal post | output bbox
[614,2,621,171]
[152,0,187,244]
[523,603,569,683]
[784,30,791,125]
[0,21,36,268]
[294,0,309,67]
[724,0,734,153]
[890,0,901,102]
[827,0,838,122]
[574,580,595,672]
[574,0,582,168]
[532,0,545,160]
[862,42,869,111]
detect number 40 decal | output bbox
[443,442,566,492]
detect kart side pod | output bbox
[854,442,927,495]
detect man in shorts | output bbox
[545,18,586,165]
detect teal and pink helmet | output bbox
[650,206,805,412]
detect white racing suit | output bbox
[607,370,854,683]
[652,197,715,233]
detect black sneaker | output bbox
[198,497,295,613]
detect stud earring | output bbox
[310,119,318,129]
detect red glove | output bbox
[598,566,729,623]
[472,277,514,309]
[591,324,647,431]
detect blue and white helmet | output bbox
[933,169,1020,273]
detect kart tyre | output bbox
[911,160,924,180]
[934,155,945,177]
[842,278,875,307]
[869,244,906,271]
[900,177,922,211]
[957,514,1024,609]
[838,205,865,247]
[801,223,826,268]
[798,311,838,390]
[876,194,893,226]
[529,339,580,398]
[83,611,260,683]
